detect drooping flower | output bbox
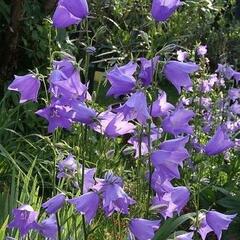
[8,205,38,236]
[162,107,195,136]
[36,98,73,133]
[57,154,77,179]
[204,125,234,155]
[68,192,99,224]
[194,214,213,240]
[33,215,58,239]
[206,211,237,240]
[228,88,240,101]
[197,45,207,56]
[42,193,66,214]
[129,218,160,240]
[8,74,41,103]
[104,113,136,138]
[94,172,135,216]
[106,61,137,97]
[152,185,190,219]
[163,61,199,93]
[139,56,159,86]
[116,91,150,124]
[82,167,96,193]
[53,58,75,77]
[176,232,194,240]
[151,91,175,117]
[177,50,188,62]
[151,0,182,22]
[53,0,89,28]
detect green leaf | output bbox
[153,213,196,240]
[217,196,240,211]
[0,216,9,240]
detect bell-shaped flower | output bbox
[152,185,190,219]
[197,45,207,57]
[204,125,234,155]
[228,88,240,101]
[151,0,182,22]
[129,218,160,240]
[230,102,240,115]
[116,91,150,124]
[8,205,38,236]
[53,0,89,28]
[206,211,237,240]
[68,192,99,224]
[162,107,195,136]
[151,91,175,117]
[81,167,96,193]
[139,56,159,86]
[176,232,194,240]
[57,154,78,179]
[36,98,74,133]
[33,215,57,239]
[104,113,136,138]
[106,61,137,97]
[42,193,66,214]
[71,100,96,124]
[164,61,199,93]
[53,58,75,77]
[8,74,40,103]
[94,172,135,216]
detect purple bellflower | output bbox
[139,56,159,86]
[151,0,182,22]
[106,61,137,97]
[53,58,75,77]
[68,192,99,224]
[34,215,57,239]
[164,61,199,93]
[94,172,135,216]
[228,88,240,101]
[42,193,66,214]
[53,0,89,28]
[36,98,73,133]
[8,205,38,236]
[206,211,237,240]
[204,125,234,155]
[129,218,160,240]
[116,91,150,124]
[104,113,136,138]
[162,107,195,136]
[151,91,175,117]
[8,74,40,103]
[82,167,96,193]
[57,154,77,179]
[230,101,240,115]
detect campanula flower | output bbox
[164,61,199,93]
[8,74,40,103]
[152,185,190,219]
[151,91,175,117]
[33,215,57,239]
[104,113,136,138]
[53,58,75,77]
[228,88,240,101]
[230,102,240,115]
[36,98,73,133]
[129,218,160,240]
[57,154,77,179]
[204,125,234,155]
[8,205,38,236]
[81,167,96,193]
[106,61,137,97]
[94,172,135,216]
[68,192,99,224]
[151,0,182,22]
[206,211,237,240]
[139,56,159,86]
[53,0,89,28]
[162,107,195,136]
[116,91,150,124]
[197,45,207,56]
[176,232,194,240]
[42,193,66,214]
